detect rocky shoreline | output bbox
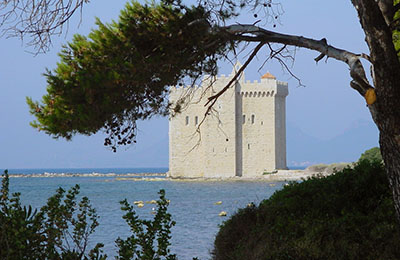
[167,162,354,182]
[3,163,353,182]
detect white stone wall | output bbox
[168,66,288,178]
[203,81,237,178]
[169,87,207,177]
[241,78,277,177]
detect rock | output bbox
[324,163,353,174]
[214,201,222,205]
[133,200,144,205]
[306,162,353,175]
[305,164,328,173]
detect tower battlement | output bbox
[169,64,288,178]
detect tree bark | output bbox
[351,0,400,221]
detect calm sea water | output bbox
[2,168,293,260]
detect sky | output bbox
[0,0,379,169]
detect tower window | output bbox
[195,116,198,125]
[248,144,250,149]
[243,115,246,124]
[251,114,255,124]
[185,116,189,125]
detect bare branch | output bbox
[205,41,265,108]
[216,24,374,95]
[190,42,264,149]
[265,43,303,86]
[0,0,89,53]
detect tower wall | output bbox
[241,78,279,177]
[169,86,207,177]
[203,77,238,178]
[274,81,289,169]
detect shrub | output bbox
[0,170,105,260]
[359,147,382,163]
[213,160,400,260]
[0,170,178,260]
[115,190,177,260]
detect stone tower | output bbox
[168,63,288,178]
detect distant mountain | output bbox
[145,119,380,168]
[287,120,379,166]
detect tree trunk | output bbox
[380,129,400,219]
[351,0,400,222]
[374,72,400,221]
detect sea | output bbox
[1,167,302,260]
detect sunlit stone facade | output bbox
[168,63,288,178]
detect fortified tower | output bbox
[168,63,288,178]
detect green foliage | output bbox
[24,0,400,153]
[116,189,177,260]
[393,0,400,59]
[0,170,106,260]
[213,160,400,260]
[27,0,229,152]
[359,147,383,163]
[1,171,180,260]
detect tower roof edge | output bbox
[261,71,276,79]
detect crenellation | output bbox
[277,80,288,86]
[169,62,288,178]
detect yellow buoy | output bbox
[247,202,255,208]
[365,88,376,105]
[214,201,222,205]
[219,211,227,217]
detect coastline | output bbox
[166,162,353,182]
[3,162,352,181]
[167,169,323,182]
[2,170,324,182]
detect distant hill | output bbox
[287,120,379,166]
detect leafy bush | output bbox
[116,190,177,260]
[0,170,177,260]
[0,170,105,260]
[359,147,382,162]
[213,160,400,260]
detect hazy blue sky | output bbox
[0,1,379,169]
